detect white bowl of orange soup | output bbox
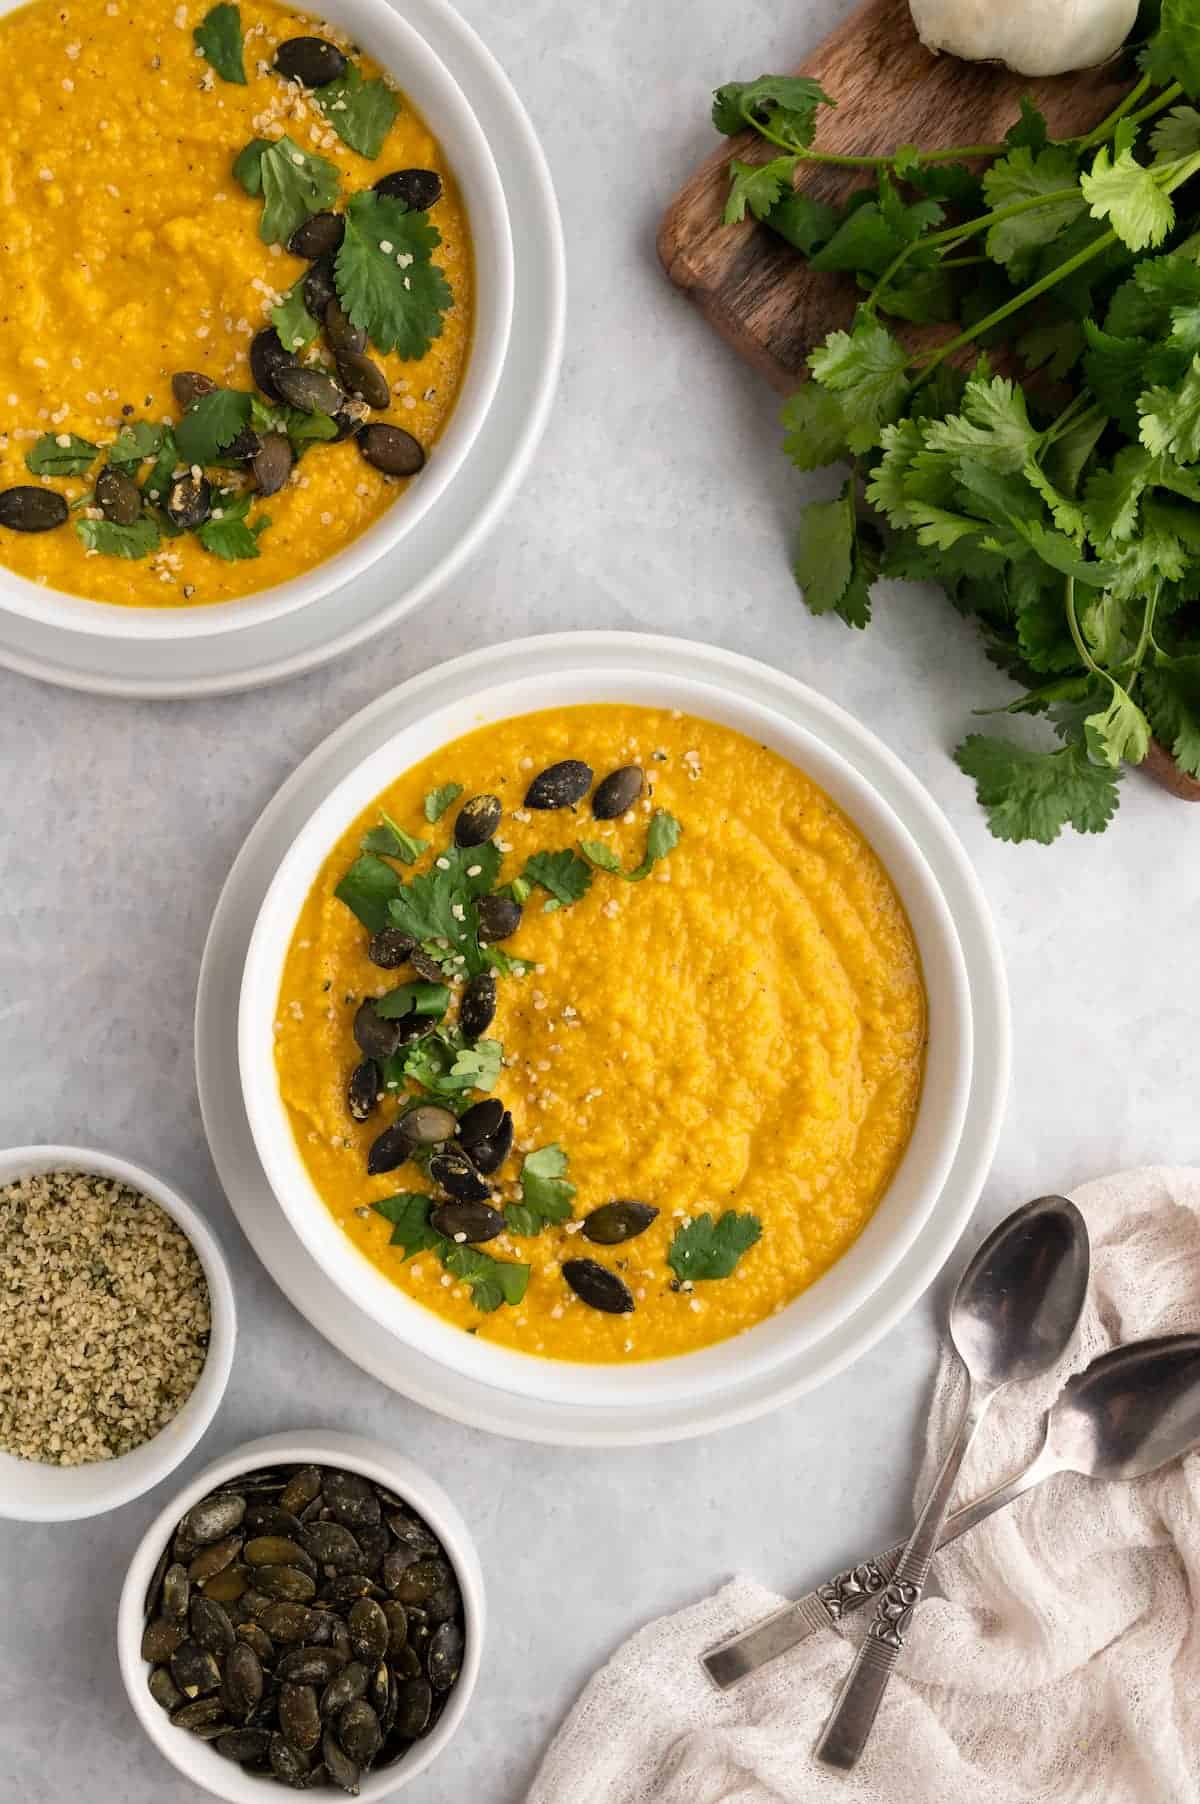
[0,0,513,636]
[238,661,976,1411]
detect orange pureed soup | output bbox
[274,706,928,1363]
[0,0,473,607]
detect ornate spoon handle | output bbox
[815,1387,993,1770]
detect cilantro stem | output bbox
[742,108,1005,170]
[865,189,1081,316]
[1063,575,1105,682]
[1073,73,1155,151]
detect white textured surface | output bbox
[1,0,1198,1798]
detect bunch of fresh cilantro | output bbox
[715,0,1200,842]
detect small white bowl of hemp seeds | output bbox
[0,1145,236,1522]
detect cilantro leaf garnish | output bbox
[249,395,338,460]
[335,191,453,360]
[423,782,462,823]
[235,135,340,245]
[954,736,1121,844]
[712,75,833,148]
[107,421,166,469]
[26,433,98,477]
[198,491,268,560]
[521,849,593,911]
[175,389,252,467]
[668,1211,762,1282]
[143,428,179,505]
[75,516,160,559]
[505,1144,576,1237]
[399,1028,502,1097]
[440,1242,529,1313]
[194,2,246,83]
[723,155,799,226]
[314,63,399,160]
[362,811,429,864]
[374,981,450,1020]
[580,811,683,882]
[271,278,320,353]
[385,844,500,974]
[793,480,880,628]
[1080,124,1175,253]
[372,1191,442,1258]
[335,853,401,932]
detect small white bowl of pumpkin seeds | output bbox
[0,1144,236,1521]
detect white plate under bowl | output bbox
[197,632,1010,1446]
[0,0,513,642]
[238,663,974,1411]
[0,0,562,689]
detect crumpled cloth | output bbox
[528,1168,1200,1804]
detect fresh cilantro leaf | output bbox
[26,433,98,477]
[711,75,833,146]
[1081,123,1174,253]
[781,382,850,471]
[271,278,319,352]
[143,428,179,505]
[1042,405,1107,500]
[668,1210,762,1281]
[236,135,340,245]
[1143,0,1200,99]
[808,317,909,453]
[423,782,463,822]
[723,155,798,225]
[1016,320,1085,381]
[75,515,160,559]
[1139,353,1200,461]
[440,1242,529,1313]
[372,1191,441,1258]
[521,849,593,910]
[873,266,957,327]
[175,388,252,466]
[335,852,401,931]
[766,189,837,254]
[579,811,682,881]
[194,2,245,83]
[336,191,453,360]
[386,846,499,971]
[250,394,338,459]
[1151,104,1200,160]
[1142,655,1200,775]
[362,810,429,864]
[1084,684,1151,767]
[924,375,1040,474]
[504,1144,576,1237]
[954,734,1120,842]
[374,981,450,1020]
[794,479,878,627]
[107,421,166,469]
[403,1029,502,1097]
[314,63,399,160]
[198,491,268,560]
[1084,445,1154,543]
[1107,254,1200,338]
[1005,96,1048,153]
[810,175,941,278]
[981,147,1084,268]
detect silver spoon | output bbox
[704,1332,1200,1689]
[815,1193,1090,1770]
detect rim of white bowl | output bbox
[117,1430,484,1802]
[0,1145,236,1522]
[0,0,514,641]
[238,665,974,1411]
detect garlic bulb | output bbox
[909,0,1139,76]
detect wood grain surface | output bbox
[657,0,1128,392]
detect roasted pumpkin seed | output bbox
[347,1058,381,1124]
[373,167,442,210]
[367,927,415,969]
[0,486,68,532]
[334,350,390,410]
[337,1698,382,1766]
[330,395,370,442]
[235,1622,274,1663]
[244,1535,313,1571]
[189,1534,243,1583]
[258,1601,316,1642]
[429,1147,490,1203]
[253,431,293,497]
[324,1468,383,1529]
[165,472,211,531]
[357,423,425,477]
[148,1664,184,1713]
[200,1561,249,1604]
[256,1564,317,1604]
[216,1726,271,1765]
[280,1682,322,1753]
[274,34,347,84]
[476,893,522,943]
[277,1644,347,1686]
[393,1677,432,1739]
[458,971,497,1040]
[582,1200,659,1245]
[300,1520,364,1574]
[454,792,502,848]
[324,297,366,355]
[288,210,345,259]
[269,1730,313,1786]
[470,1111,514,1176]
[525,759,594,809]
[592,764,644,818]
[95,465,142,526]
[430,1200,505,1244]
[171,1694,227,1732]
[366,1122,412,1177]
[171,1640,222,1698]
[353,998,403,1059]
[456,1097,504,1147]
[397,1102,458,1146]
[142,1617,185,1663]
[161,1563,190,1622]
[564,1258,636,1313]
[280,1467,322,1513]
[221,1640,264,1719]
[427,1618,464,1693]
[320,1659,368,1719]
[275,364,345,418]
[172,371,217,410]
[250,327,298,403]
[191,1594,237,1657]
[381,1599,408,1656]
[321,1727,361,1795]
[347,1598,389,1666]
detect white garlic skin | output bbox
[909,0,1139,76]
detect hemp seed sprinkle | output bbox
[0,1169,210,1466]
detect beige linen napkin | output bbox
[528,1168,1200,1804]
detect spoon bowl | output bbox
[950,1195,1091,1392]
[1049,1333,1200,1483]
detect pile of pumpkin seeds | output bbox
[142,1463,466,1793]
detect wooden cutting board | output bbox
[658,0,1200,803]
[657,0,1128,393]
